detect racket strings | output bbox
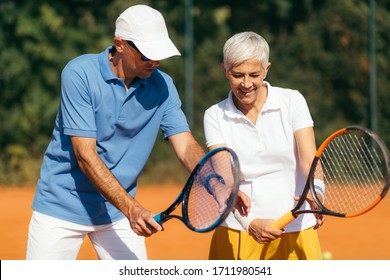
[185,150,236,230]
[314,129,388,215]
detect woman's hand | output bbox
[248,218,283,244]
[234,190,251,216]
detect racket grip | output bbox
[146,213,163,231]
[153,213,162,224]
[269,211,296,230]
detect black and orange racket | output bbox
[153,147,241,232]
[271,126,390,229]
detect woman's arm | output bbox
[294,127,324,229]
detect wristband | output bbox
[233,209,256,231]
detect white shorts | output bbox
[26,211,147,260]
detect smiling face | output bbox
[223,58,270,112]
[221,32,272,114]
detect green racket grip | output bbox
[269,211,296,230]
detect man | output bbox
[26,4,205,260]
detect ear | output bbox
[264,62,271,78]
[114,37,126,53]
[221,63,228,78]
[266,62,271,71]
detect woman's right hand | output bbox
[248,218,283,244]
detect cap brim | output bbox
[133,39,181,61]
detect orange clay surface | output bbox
[1,184,390,260]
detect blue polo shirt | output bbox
[32,46,190,225]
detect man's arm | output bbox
[167,132,205,173]
[70,136,162,236]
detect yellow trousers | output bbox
[209,226,322,260]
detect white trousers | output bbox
[26,211,147,260]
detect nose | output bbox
[150,60,160,68]
[240,78,252,88]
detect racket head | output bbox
[310,126,390,217]
[181,147,241,232]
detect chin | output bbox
[139,72,153,79]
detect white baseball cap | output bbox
[115,5,181,60]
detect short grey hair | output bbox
[223,31,270,71]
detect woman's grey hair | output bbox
[223,31,269,71]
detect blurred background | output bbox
[1,0,389,186]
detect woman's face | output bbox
[223,58,270,109]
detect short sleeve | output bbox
[204,105,226,148]
[159,74,190,139]
[290,91,313,132]
[60,64,97,138]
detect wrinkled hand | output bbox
[294,193,324,230]
[128,199,163,237]
[248,218,283,244]
[234,191,251,217]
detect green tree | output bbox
[1,0,389,185]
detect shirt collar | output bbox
[98,46,147,87]
[99,46,118,82]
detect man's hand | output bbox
[127,199,163,237]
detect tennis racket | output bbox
[153,147,241,232]
[271,126,390,230]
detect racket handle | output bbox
[146,213,163,231]
[153,213,163,224]
[269,211,296,230]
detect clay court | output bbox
[1,184,390,260]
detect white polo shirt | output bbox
[203,82,316,232]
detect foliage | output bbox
[1,0,389,185]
